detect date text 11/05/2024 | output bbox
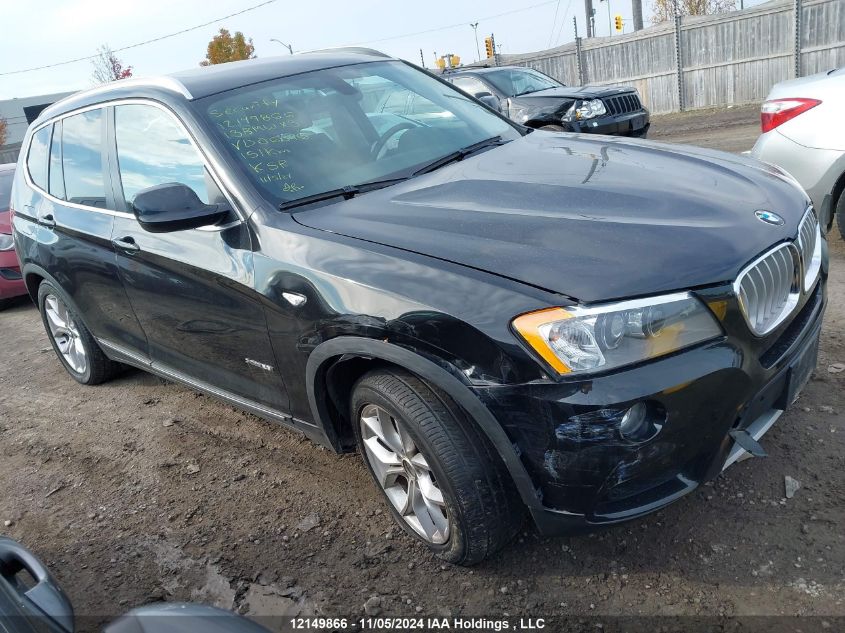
[289,617,547,630]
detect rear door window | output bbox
[27,126,51,191]
[62,109,106,208]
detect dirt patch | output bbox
[649,104,761,153]
[1,111,843,631]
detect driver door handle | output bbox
[112,236,140,253]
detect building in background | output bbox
[0,92,74,163]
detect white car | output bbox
[751,67,845,238]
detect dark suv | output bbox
[11,49,826,564]
[445,65,650,136]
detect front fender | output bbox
[305,336,544,515]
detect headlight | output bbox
[0,234,14,251]
[566,98,607,121]
[512,292,722,375]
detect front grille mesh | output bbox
[797,208,820,291]
[737,244,799,336]
[603,94,642,115]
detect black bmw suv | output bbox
[11,49,826,564]
[444,65,650,136]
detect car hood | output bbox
[292,132,809,303]
[514,85,636,101]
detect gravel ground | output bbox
[1,107,843,632]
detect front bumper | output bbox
[0,247,26,301]
[565,110,650,136]
[474,278,826,536]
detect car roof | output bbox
[448,66,526,76]
[35,48,394,124]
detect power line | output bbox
[548,0,563,48]
[344,0,560,47]
[0,0,278,77]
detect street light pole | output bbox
[270,38,294,54]
[470,22,480,62]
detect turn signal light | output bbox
[761,98,821,133]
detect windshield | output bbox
[483,68,562,97]
[0,170,13,210]
[197,61,520,207]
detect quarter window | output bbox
[49,121,65,200]
[27,126,51,191]
[115,104,209,207]
[62,110,106,208]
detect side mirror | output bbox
[474,92,500,112]
[0,538,74,633]
[132,183,229,233]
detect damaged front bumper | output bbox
[473,281,826,536]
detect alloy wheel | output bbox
[44,294,87,375]
[359,403,450,544]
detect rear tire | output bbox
[37,281,121,385]
[351,368,523,565]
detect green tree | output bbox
[201,28,256,66]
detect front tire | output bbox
[37,281,121,385]
[539,124,566,132]
[351,369,523,565]
[836,189,845,240]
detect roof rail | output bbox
[304,47,391,58]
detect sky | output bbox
[0,0,771,100]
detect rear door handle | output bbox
[112,236,140,253]
[38,213,56,228]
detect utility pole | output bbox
[270,38,293,54]
[470,22,481,62]
[419,48,425,68]
[584,0,594,37]
[632,0,643,30]
[602,0,612,36]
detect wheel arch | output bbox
[305,336,543,514]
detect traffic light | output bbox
[484,36,494,59]
[436,56,446,70]
[451,54,461,67]
[614,15,623,31]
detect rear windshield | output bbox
[0,169,13,209]
[196,60,519,207]
[483,68,562,97]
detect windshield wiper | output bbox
[279,178,407,211]
[412,136,506,176]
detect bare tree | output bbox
[0,117,7,147]
[652,0,736,23]
[91,45,133,84]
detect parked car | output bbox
[11,49,826,564]
[751,67,845,238]
[0,164,28,310]
[444,65,650,136]
[0,537,268,632]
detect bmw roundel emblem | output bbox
[755,210,785,226]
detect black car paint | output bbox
[446,67,650,135]
[11,51,826,535]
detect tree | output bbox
[201,28,256,66]
[652,0,736,23]
[0,117,7,147]
[91,45,133,83]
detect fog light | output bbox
[620,402,648,438]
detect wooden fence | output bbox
[493,0,845,114]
